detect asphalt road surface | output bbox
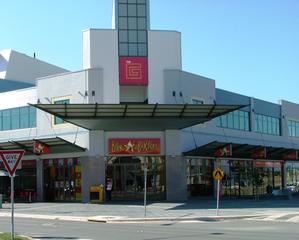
[0,217,299,240]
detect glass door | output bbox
[106,156,166,201]
[44,163,79,202]
[54,167,65,201]
[64,166,75,201]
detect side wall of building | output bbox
[148,31,182,104]
[82,29,119,104]
[4,50,68,84]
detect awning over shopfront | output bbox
[31,103,245,131]
[184,141,299,160]
[0,137,86,156]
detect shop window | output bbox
[286,162,299,193]
[53,99,70,125]
[187,158,213,197]
[106,156,165,201]
[43,158,81,202]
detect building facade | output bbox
[0,0,299,203]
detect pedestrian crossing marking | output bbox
[248,213,299,223]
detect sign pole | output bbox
[0,150,25,240]
[11,175,14,240]
[144,157,147,218]
[213,168,224,216]
[216,179,220,216]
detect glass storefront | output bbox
[186,158,213,197]
[43,158,81,202]
[222,160,282,198]
[187,158,283,199]
[222,160,254,197]
[285,162,299,194]
[0,160,37,202]
[106,156,165,201]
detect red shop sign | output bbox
[109,138,160,155]
[119,57,148,85]
[253,161,281,168]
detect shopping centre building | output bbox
[1,0,299,203]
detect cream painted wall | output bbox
[148,30,182,104]
[83,29,119,103]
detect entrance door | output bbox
[111,160,141,200]
[64,166,75,201]
[106,156,165,201]
[44,163,78,202]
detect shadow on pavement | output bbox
[166,195,299,211]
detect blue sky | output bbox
[1,0,298,104]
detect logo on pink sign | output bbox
[119,57,148,85]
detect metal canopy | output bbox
[0,137,85,155]
[184,141,298,160]
[31,103,244,131]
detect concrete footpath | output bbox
[1,197,299,223]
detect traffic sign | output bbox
[213,168,224,180]
[0,150,25,177]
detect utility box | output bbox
[90,185,104,203]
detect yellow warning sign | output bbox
[213,168,224,180]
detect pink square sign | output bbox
[119,57,148,85]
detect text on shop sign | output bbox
[109,138,160,155]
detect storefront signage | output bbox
[109,138,160,155]
[33,141,50,155]
[214,144,232,157]
[119,57,148,85]
[251,147,266,159]
[253,161,281,168]
[43,158,80,167]
[283,150,298,160]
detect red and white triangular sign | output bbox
[0,150,25,177]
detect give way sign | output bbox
[0,150,25,177]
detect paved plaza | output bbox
[1,197,299,223]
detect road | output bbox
[0,217,299,240]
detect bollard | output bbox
[0,194,2,209]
